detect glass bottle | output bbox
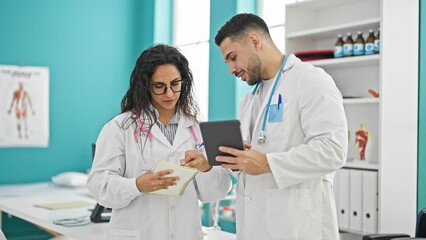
[365,29,376,55]
[343,32,354,57]
[334,34,344,58]
[353,31,365,56]
[374,28,380,54]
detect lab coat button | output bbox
[245,197,251,202]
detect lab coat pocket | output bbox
[268,94,284,123]
[268,103,284,122]
[265,188,313,239]
[109,229,140,240]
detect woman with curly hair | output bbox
[87,44,231,240]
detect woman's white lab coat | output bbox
[87,112,231,240]
[236,54,348,240]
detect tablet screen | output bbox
[199,120,244,166]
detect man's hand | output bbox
[216,146,271,175]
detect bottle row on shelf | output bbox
[334,29,380,58]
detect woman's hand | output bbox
[136,170,179,193]
[180,150,212,172]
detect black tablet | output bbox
[199,120,244,166]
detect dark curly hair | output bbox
[215,13,271,46]
[121,44,199,129]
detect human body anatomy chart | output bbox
[0,65,49,147]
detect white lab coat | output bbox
[236,54,348,240]
[87,112,231,240]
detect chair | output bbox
[89,143,111,223]
[363,208,426,239]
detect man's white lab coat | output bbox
[236,54,348,240]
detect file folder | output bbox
[349,169,363,231]
[362,170,378,233]
[337,169,350,229]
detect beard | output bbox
[245,52,262,86]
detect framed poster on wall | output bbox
[0,65,49,147]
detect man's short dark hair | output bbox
[215,13,270,46]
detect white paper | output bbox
[150,161,198,196]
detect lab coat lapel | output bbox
[239,98,254,142]
[149,123,172,148]
[170,114,192,154]
[250,54,297,142]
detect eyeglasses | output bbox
[150,79,185,95]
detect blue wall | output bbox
[0,0,157,184]
[208,0,256,120]
[208,0,238,121]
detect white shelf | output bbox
[286,18,380,39]
[344,160,379,170]
[343,98,379,105]
[285,0,419,236]
[287,0,372,10]
[307,54,379,68]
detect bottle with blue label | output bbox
[374,28,380,54]
[343,32,354,57]
[334,34,344,58]
[353,31,365,56]
[365,29,376,55]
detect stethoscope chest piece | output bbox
[257,131,266,144]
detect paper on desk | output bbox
[34,201,93,210]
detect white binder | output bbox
[362,170,378,233]
[336,169,350,229]
[349,169,363,231]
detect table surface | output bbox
[0,182,236,240]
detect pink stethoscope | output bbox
[133,116,203,148]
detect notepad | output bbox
[34,201,93,210]
[150,160,198,196]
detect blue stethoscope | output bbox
[252,55,288,145]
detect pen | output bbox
[196,142,205,150]
[278,94,282,109]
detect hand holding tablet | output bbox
[199,120,244,166]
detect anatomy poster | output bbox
[0,65,49,147]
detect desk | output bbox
[0,182,236,240]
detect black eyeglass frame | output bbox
[150,79,186,95]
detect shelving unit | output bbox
[286,18,380,39]
[343,98,379,105]
[286,0,418,238]
[344,160,379,171]
[309,54,379,68]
